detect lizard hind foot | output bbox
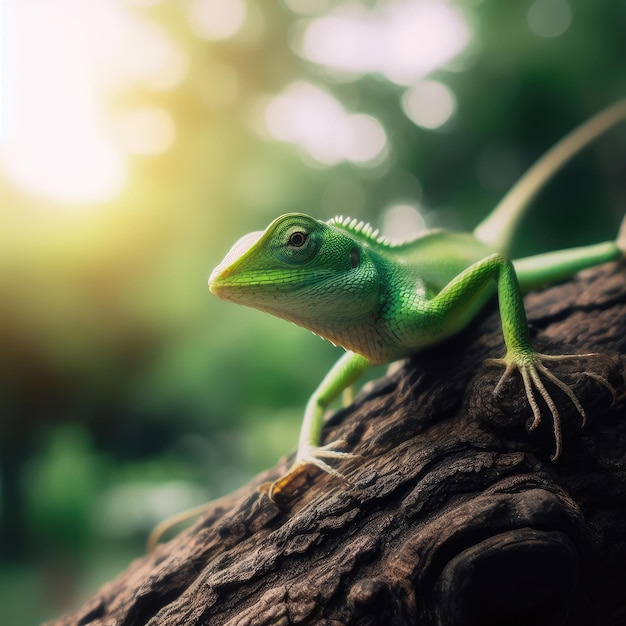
[485,351,616,461]
[267,440,359,503]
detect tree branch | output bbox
[48,263,626,626]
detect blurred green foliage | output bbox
[0,0,625,623]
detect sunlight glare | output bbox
[300,0,470,85]
[118,21,188,91]
[125,0,164,6]
[0,2,4,145]
[0,0,185,204]
[3,130,126,206]
[264,82,387,166]
[114,108,176,156]
[188,0,247,41]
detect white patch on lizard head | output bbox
[209,230,263,282]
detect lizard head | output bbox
[209,213,380,332]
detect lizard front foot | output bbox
[485,351,616,460]
[267,440,358,502]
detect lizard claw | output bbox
[485,351,616,461]
[267,440,359,502]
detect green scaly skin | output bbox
[209,100,626,501]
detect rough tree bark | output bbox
[48,263,626,626]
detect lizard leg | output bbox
[268,350,371,501]
[485,351,615,460]
[425,253,615,460]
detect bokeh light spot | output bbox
[264,82,387,166]
[401,80,456,129]
[188,0,247,41]
[527,0,572,38]
[300,0,470,85]
[383,203,426,241]
[344,114,387,164]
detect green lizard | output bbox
[209,100,626,501]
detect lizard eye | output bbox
[287,231,308,248]
[272,217,320,265]
[350,247,360,269]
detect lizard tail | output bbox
[617,212,626,257]
[474,99,626,254]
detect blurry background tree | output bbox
[0,0,624,624]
